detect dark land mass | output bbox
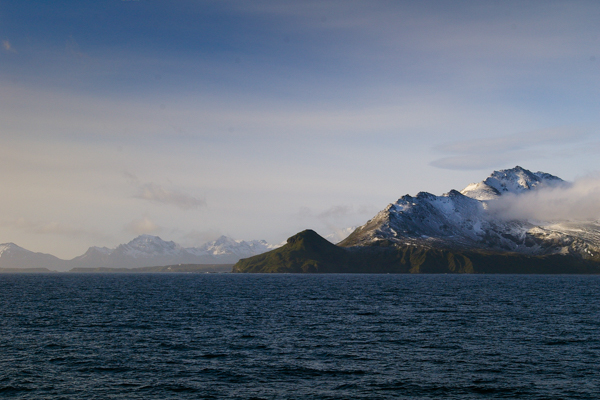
[232,230,600,274]
[0,268,55,273]
[70,264,233,273]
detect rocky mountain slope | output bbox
[340,166,600,262]
[235,166,600,273]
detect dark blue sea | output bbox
[1,273,599,399]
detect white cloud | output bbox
[488,174,600,222]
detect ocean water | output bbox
[1,273,599,399]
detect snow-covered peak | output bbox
[116,235,182,258]
[87,246,113,255]
[193,235,278,258]
[211,235,239,247]
[461,166,563,200]
[128,234,179,248]
[0,243,26,256]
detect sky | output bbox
[1,0,600,258]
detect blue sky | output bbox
[1,0,599,257]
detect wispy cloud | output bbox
[317,205,353,219]
[124,172,206,210]
[135,183,206,210]
[299,204,374,219]
[430,127,589,170]
[124,216,161,235]
[2,40,15,52]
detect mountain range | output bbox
[0,235,279,272]
[234,166,600,273]
[6,166,600,274]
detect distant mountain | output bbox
[234,166,600,273]
[0,243,68,272]
[190,235,278,263]
[0,235,279,271]
[71,234,280,269]
[71,235,206,269]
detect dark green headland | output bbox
[232,230,600,274]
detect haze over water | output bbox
[1,273,599,399]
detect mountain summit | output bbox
[460,166,564,200]
[0,243,66,271]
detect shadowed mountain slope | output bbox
[233,230,600,274]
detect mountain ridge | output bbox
[0,234,279,271]
[339,166,599,260]
[234,166,600,273]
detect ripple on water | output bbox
[0,273,599,399]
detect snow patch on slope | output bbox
[343,166,600,260]
[116,234,183,258]
[461,166,564,200]
[0,243,19,256]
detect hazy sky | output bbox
[1,0,600,258]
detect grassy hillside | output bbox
[232,230,350,273]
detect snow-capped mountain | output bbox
[340,166,600,261]
[70,235,200,269]
[1,235,279,271]
[189,235,279,263]
[70,234,280,269]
